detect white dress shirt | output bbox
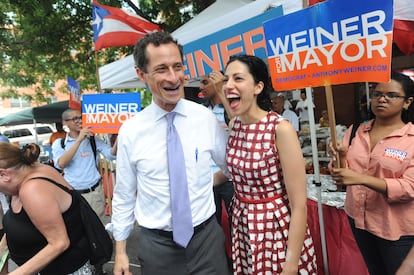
[295,98,315,122]
[111,99,229,241]
[282,109,299,131]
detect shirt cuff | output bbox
[109,221,135,241]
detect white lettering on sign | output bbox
[83,103,140,114]
[85,113,136,124]
[267,10,388,73]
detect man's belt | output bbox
[145,215,215,238]
[77,180,101,194]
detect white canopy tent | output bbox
[98,0,303,90]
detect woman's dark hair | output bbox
[0,143,40,169]
[393,71,414,123]
[226,55,272,111]
[369,71,414,123]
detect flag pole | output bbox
[94,49,102,93]
[93,45,113,215]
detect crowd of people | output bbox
[0,30,413,275]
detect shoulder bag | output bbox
[31,177,113,265]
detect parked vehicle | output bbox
[0,123,56,147]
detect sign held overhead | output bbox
[264,0,394,90]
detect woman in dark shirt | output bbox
[0,143,92,274]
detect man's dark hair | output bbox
[133,32,183,72]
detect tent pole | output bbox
[306,87,329,274]
[33,118,39,145]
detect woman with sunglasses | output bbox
[329,71,414,275]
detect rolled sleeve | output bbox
[386,167,414,203]
[96,137,116,160]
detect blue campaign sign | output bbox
[183,5,283,79]
[263,0,394,90]
[82,93,141,134]
[67,77,80,96]
[67,77,81,109]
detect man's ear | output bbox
[136,67,146,83]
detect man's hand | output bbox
[78,127,94,141]
[113,252,132,275]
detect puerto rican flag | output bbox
[92,0,161,51]
[309,0,414,56]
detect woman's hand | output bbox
[330,167,361,186]
[209,71,225,95]
[327,140,347,168]
[281,261,299,275]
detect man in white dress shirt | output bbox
[271,93,299,133]
[111,32,231,275]
[295,89,315,128]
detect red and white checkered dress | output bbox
[227,111,317,275]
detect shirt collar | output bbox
[66,133,76,141]
[363,119,414,136]
[152,98,188,122]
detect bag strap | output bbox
[29,176,71,194]
[89,136,97,160]
[349,122,360,146]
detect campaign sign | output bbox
[82,93,141,134]
[264,0,393,91]
[183,5,283,79]
[67,77,81,110]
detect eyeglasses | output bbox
[64,116,82,122]
[371,91,406,100]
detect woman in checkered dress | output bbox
[223,55,317,275]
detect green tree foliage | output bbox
[0,0,214,106]
[0,0,124,103]
[137,0,214,33]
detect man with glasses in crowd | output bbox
[52,108,117,274]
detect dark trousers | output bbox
[137,217,230,275]
[213,181,234,224]
[348,217,414,275]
